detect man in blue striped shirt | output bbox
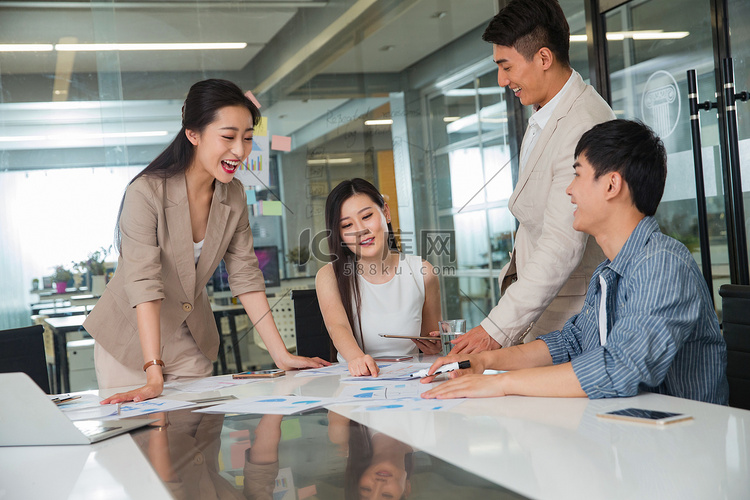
[422,120,729,405]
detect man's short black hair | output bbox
[575,120,667,216]
[482,0,570,67]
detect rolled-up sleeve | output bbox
[223,185,265,296]
[120,180,166,307]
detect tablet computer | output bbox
[378,334,439,341]
[232,369,286,379]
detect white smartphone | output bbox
[596,408,693,425]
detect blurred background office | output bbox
[1,0,749,379]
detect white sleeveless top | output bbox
[337,254,426,363]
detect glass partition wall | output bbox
[7,0,740,335]
[0,0,501,329]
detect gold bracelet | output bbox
[143,359,165,372]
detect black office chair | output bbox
[291,289,336,362]
[0,325,51,394]
[718,284,750,410]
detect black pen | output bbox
[410,359,471,378]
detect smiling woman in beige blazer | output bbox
[84,79,328,403]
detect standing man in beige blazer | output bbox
[451,0,615,354]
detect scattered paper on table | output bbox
[164,375,258,393]
[293,363,352,378]
[334,381,431,404]
[195,395,337,415]
[99,399,196,421]
[341,362,432,382]
[350,397,464,412]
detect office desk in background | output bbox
[43,315,87,393]
[37,304,95,318]
[210,302,248,374]
[2,357,749,500]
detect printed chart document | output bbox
[341,361,433,381]
[102,399,196,420]
[195,395,338,415]
[293,364,352,378]
[349,397,464,413]
[335,381,431,402]
[164,375,259,393]
[56,395,196,421]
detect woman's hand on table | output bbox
[276,354,331,371]
[348,355,380,377]
[101,380,163,404]
[413,331,441,355]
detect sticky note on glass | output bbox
[244,89,261,109]
[261,200,283,216]
[271,135,292,152]
[254,117,268,137]
[245,189,257,205]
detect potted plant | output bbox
[51,265,73,294]
[286,246,310,275]
[76,246,110,296]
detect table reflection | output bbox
[132,408,527,500]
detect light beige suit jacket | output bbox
[84,172,265,371]
[480,72,615,347]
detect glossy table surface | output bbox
[2,354,750,500]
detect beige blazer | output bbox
[84,172,265,371]
[480,72,615,347]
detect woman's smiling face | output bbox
[339,193,391,260]
[186,105,254,184]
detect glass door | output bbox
[603,0,730,308]
[728,0,750,276]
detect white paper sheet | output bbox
[164,375,258,393]
[340,362,432,382]
[98,399,196,421]
[349,397,464,412]
[292,363,352,378]
[194,395,337,415]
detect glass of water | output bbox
[438,319,466,356]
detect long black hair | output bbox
[324,178,399,351]
[115,79,261,251]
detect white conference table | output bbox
[2,355,749,500]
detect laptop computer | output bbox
[0,372,155,446]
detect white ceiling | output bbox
[325,0,495,74]
[0,6,296,73]
[0,0,497,166]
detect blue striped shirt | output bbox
[539,216,729,405]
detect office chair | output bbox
[718,284,750,410]
[291,289,335,362]
[0,324,51,394]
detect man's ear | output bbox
[605,172,624,200]
[185,128,199,146]
[537,47,554,70]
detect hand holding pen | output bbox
[410,360,471,379]
[419,354,483,384]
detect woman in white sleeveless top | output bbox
[316,178,442,376]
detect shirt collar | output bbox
[529,70,577,131]
[606,216,660,276]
